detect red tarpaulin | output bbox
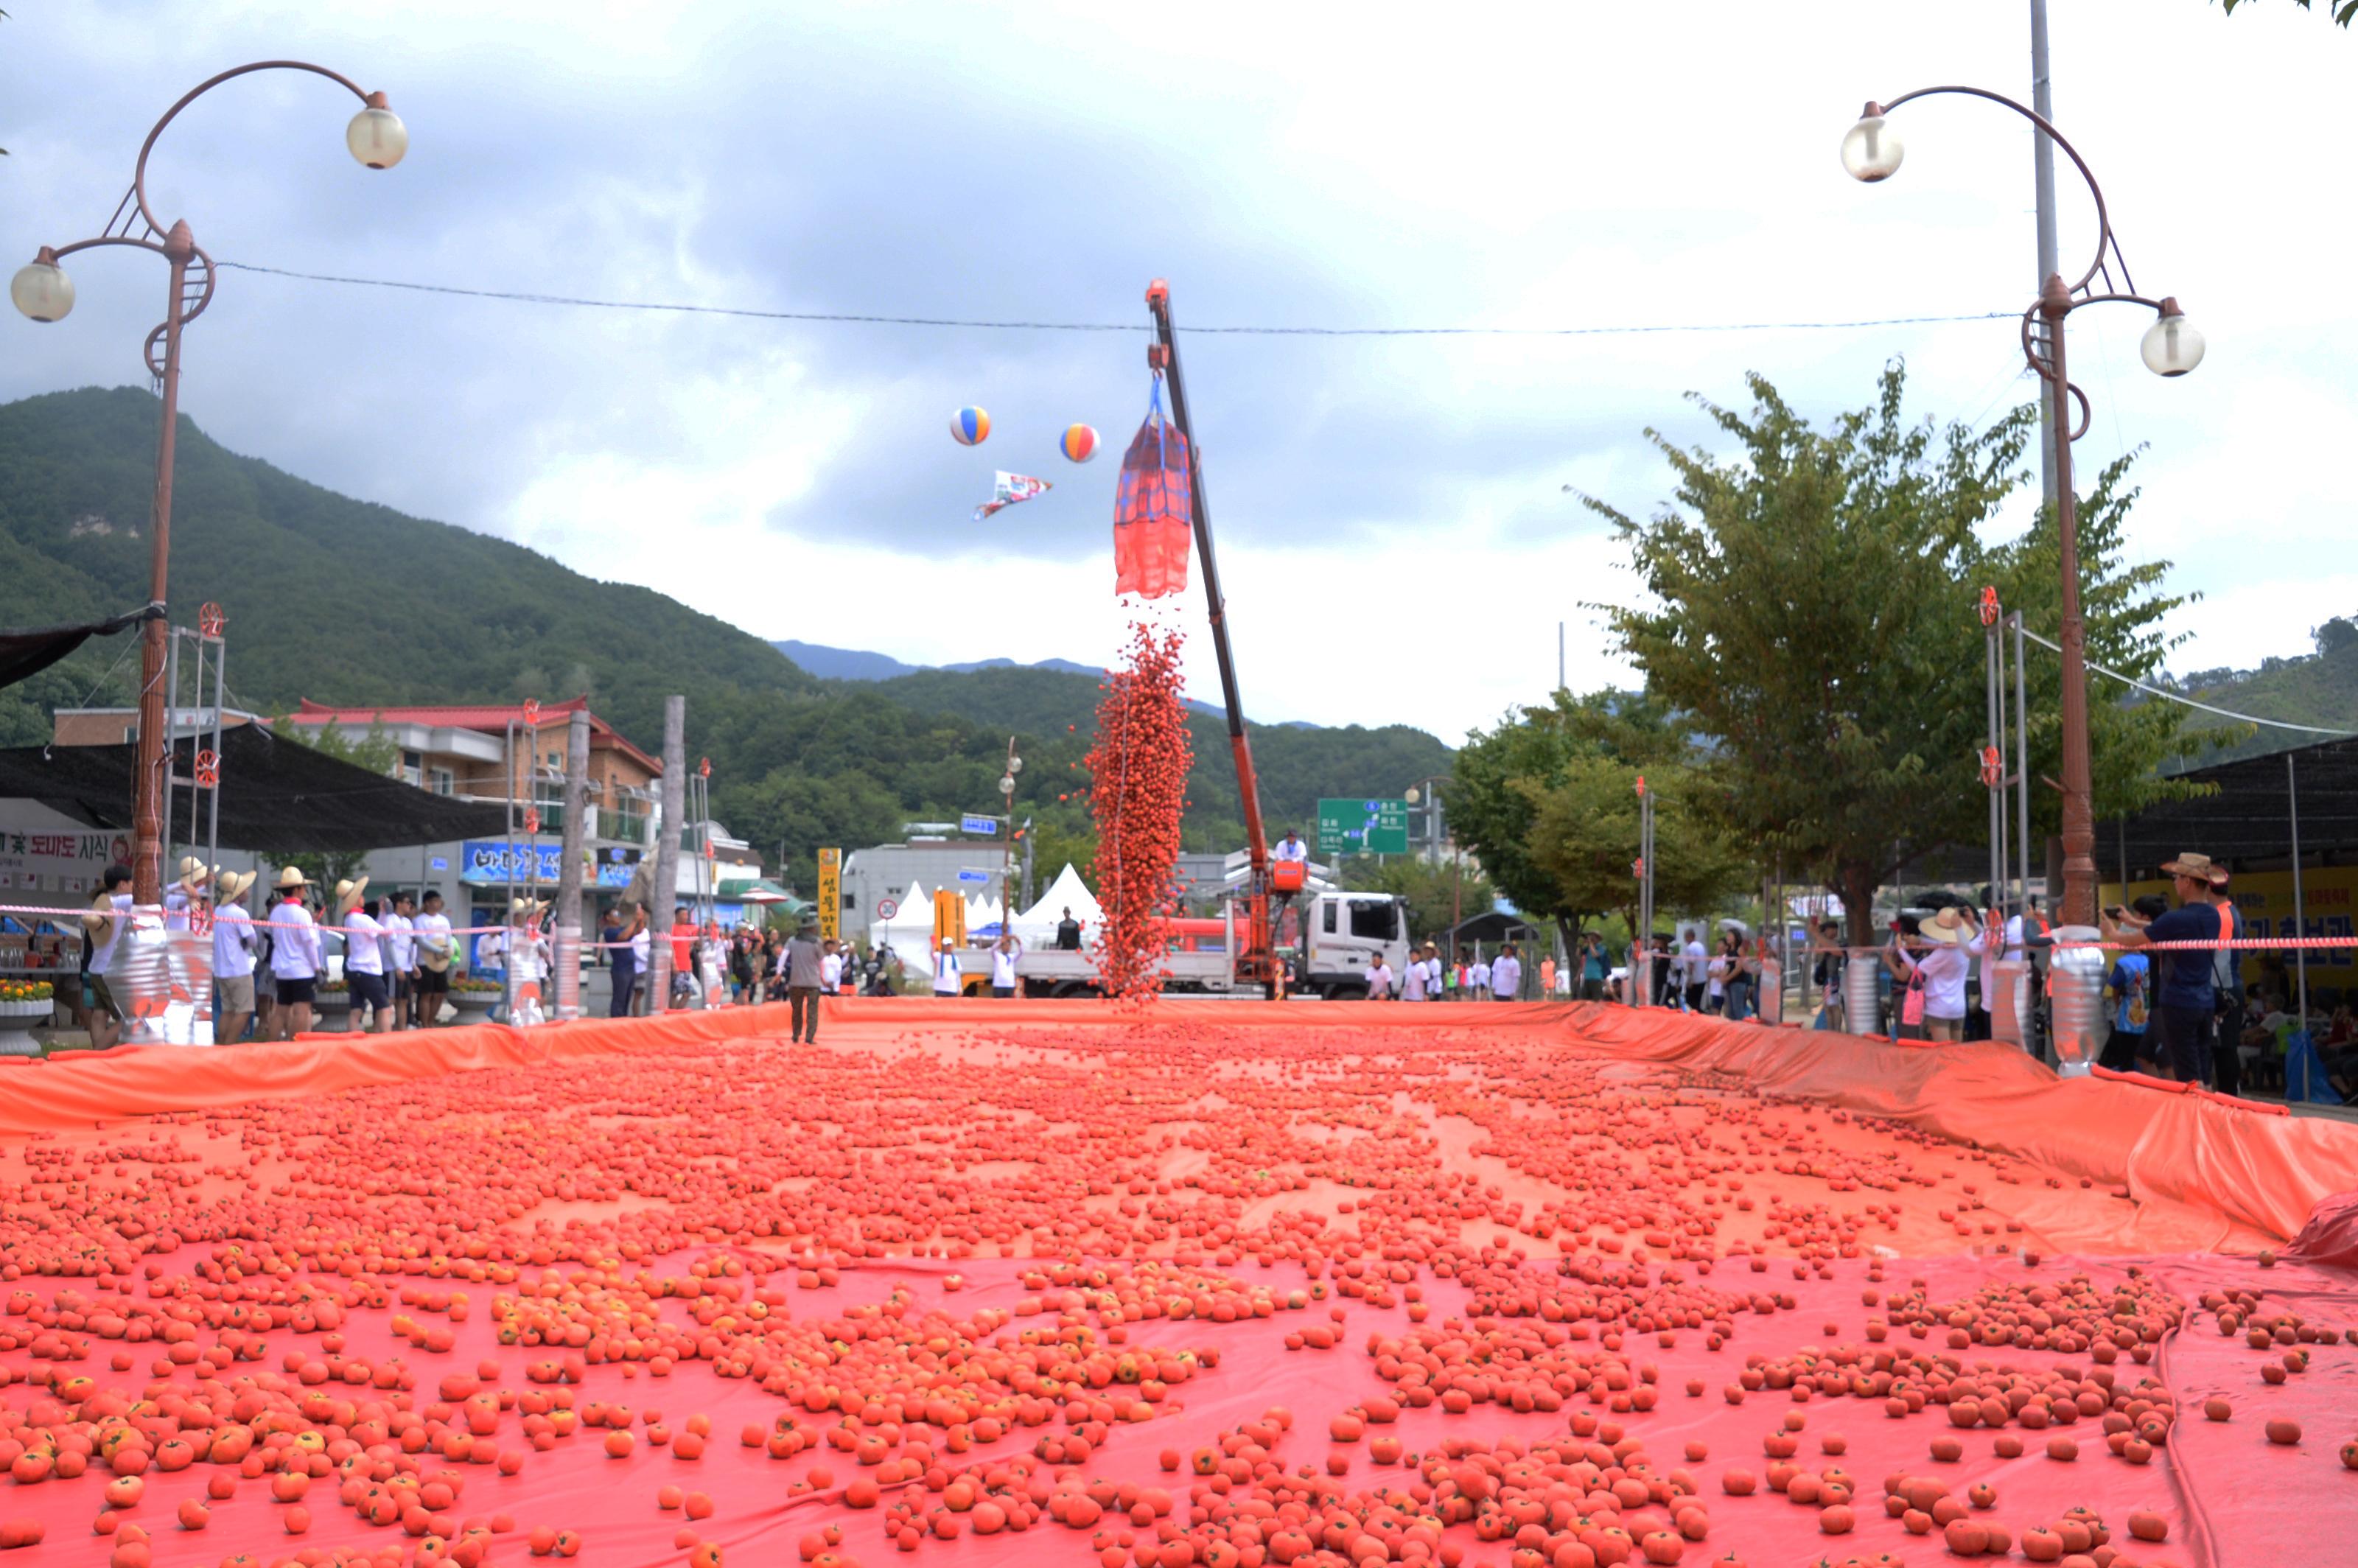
[1,1001,2354,1568]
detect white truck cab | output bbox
[1294,890,1411,998]
[998,888,1409,998]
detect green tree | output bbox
[1337,855,1496,945]
[1450,689,1741,944]
[1586,363,2193,943]
[2217,0,2356,23]
[2315,617,2358,658]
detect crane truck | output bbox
[973,280,1410,999]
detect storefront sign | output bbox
[0,826,132,897]
[817,847,841,942]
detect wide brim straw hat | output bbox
[1920,906,1973,946]
[509,897,546,917]
[276,865,309,890]
[219,869,259,901]
[177,855,212,886]
[335,875,370,910]
[2160,852,2218,881]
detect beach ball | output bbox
[951,407,990,446]
[1060,423,1100,463]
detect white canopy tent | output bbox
[878,881,936,983]
[1015,863,1101,945]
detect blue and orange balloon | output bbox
[1060,423,1100,463]
[951,407,990,446]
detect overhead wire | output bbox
[2012,623,2351,736]
[214,260,2011,340]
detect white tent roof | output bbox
[1017,863,1101,937]
[881,882,933,931]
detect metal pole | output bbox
[164,625,182,881]
[2289,750,2308,1027]
[128,246,189,909]
[554,707,590,1021]
[649,696,685,1012]
[2012,612,2032,914]
[2041,276,2099,928]
[205,632,223,878]
[1987,613,2003,917]
[2030,0,2062,511]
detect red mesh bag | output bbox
[1113,377,1193,599]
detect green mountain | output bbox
[2168,638,2358,769]
[0,387,1450,892]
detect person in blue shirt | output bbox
[2102,853,2237,1085]
[2099,894,2167,1072]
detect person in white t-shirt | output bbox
[822,940,847,997]
[1401,951,1427,1001]
[337,878,393,1034]
[1364,956,1393,999]
[410,891,456,1026]
[1490,945,1522,1001]
[933,942,964,997]
[989,933,1022,998]
[266,867,323,1039]
[211,869,262,1045]
[1914,906,1979,1043]
[1681,932,1710,1011]
[1466,954,1491,998]
[382,892,418,1031]
[81,864,136,1050]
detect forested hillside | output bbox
[0,387,1451,891]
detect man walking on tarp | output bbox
[784,920,825,1043]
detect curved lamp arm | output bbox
[1866,85,2121,298]
[131,60,385,237]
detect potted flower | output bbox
[449,976,500,1024]
[0,979,52,1058]
[311,979,352,1032]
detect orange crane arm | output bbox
[1144,279,1276,979]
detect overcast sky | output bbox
[4,1,2352,744]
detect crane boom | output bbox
[1144,279,1277,984]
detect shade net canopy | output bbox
[0,603,155,692]
[0,721,510,853]
[0,1001,2352,1568]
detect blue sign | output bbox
[956,869,991,885]
[961,815,999,836]
[429,856,449,871]
[461,839,563,884]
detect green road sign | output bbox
[1316,797,1410,855]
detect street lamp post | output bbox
[1843,88,2201,928]
[11,61,406,907]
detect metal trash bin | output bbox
[1990,956,2030,1046]
[1844,955,1882,1038]
[2046,926,2104,1077]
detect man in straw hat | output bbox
[80,862,136,1050]
[337,877,393,1035]
[211,869,262,1045]
[265,866,323,1039]
[784,917,826,1041]
[2102,851,2240,1086]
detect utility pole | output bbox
[648,696,685,1011]
[554,707,590,1020]
[1557,621,1565,693]
[2030,0,2061,508]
